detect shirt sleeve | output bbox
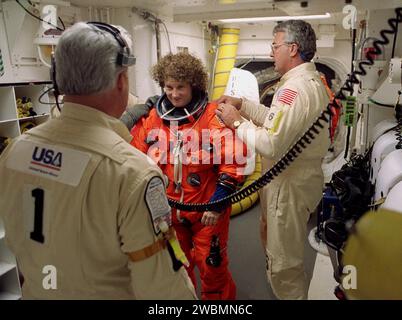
[240,98,270,126]
[237,85,307,160]
[118,169,196,299]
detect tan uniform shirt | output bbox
[0,103,196,300]
[237,62,330,167]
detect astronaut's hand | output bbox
[120,95,160,131]
[144,95,160,110]
[120,104,150,130]
[201,211,221,226]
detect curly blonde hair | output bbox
[151,52,208,93]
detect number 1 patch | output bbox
[23,184,50,244]
[144,177,171,235]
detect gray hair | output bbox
[55,22,133,95]
[273,20,317,61]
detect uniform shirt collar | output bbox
[280,62,316,83]
[60,102,132,143]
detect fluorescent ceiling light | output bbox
[219,13,331,23]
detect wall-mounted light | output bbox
[218,12,331,23]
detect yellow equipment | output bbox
[211,27,240,100]
[16,97,37,118]
[20,121,36,134]
[342,209,402,299]
[0,136,11,155]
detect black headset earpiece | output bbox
[50,54,58,95]
[50,52,61,112]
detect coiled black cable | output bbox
[168,7,402,212]
[335,9,402,102]
[396,124,402,149]
[395,92,402,149]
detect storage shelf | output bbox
[18,113,49,121]
[0,3,51,300]
[0,81,52,87]
[0,79,49,299]
[0,113,50,122]
[0,114,49,123]
[0,262,16,277]
[0,118,17,125]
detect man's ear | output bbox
[116,70,127,91]
[289,43,299,58]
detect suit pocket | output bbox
[267,183,280,217]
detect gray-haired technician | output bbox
[0,22,196,299]
[216,20,330,299]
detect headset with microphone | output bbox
[51,21,136,111]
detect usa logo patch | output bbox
[277,88,298,106]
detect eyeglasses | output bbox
[270,42,294,52]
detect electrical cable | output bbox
[160,21,172,54]
[38,86,55,105]
[391,18,398,58]
[238,57,254,70]
[50,54,62,112]
[58,17,66,31]
[395,91,402,149]
[167,7,402,212]
[208,35,220,95]
[15,0,64,32]
[344,124,352,158]
[135,9,171,54]
[395,122,402,149]
[368,97,394,108]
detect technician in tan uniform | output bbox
[0,22,196,300]
[216,20,330,300]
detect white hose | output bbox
[308,227,329,256]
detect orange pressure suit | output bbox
[131,95,246,300]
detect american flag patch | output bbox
[277,88,298,106]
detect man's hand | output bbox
[213,95,242,110]
[201,211,221,226]
[215,103,243,129]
